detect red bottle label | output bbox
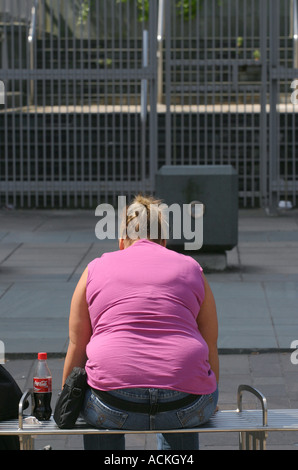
[33,378,52,393]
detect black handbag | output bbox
[0,365,24,450]
[53,367,88,429]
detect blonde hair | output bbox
[120,194,168,246]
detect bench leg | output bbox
[19,435,34,450]
[239,431,267,450]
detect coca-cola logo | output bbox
[33,378,52,393]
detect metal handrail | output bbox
[28,0,38,105]
[237,384,268,427]
[18,389,32,430]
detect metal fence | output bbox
[0,0,158,208]
[0,0,297,210]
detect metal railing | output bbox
[0,0,297,210]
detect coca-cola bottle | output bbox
[33,352,52,421]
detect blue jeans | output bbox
[81,386,218,450]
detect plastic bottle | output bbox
[33,352,52,421]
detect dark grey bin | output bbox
[155,165,238,252]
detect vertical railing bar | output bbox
[289,0,295,205]
[251,83,256,205]
[235,0,239,197]
[126,0,132,200]
[211,0,215,165]
[292,0,298,206]
[103,0,108,203]
[141,28,147,189]
[285,0,298,206]
[180,0,184,165]
[72,1,78,207]
[87,0,92,207]
[11,15,16,207]
[172,1,177,165]
[269,0,280,213]
[244,0,248,207]
[292,0,298,68]
[242,2,246,207]
[49,0,54,207]
[251,0,255,62]
[219,0,223,165]
[277,64,281,206]
[195,0,200,164]
[132,1,138,188]
[18,15,24,207]
[227,0,232,168]
[32,9,38,208]
[57,2,62,208]
[284,0,289,205]
[95,0,100,205]
[119,0,124,196]
[253,0,257,207]
[149,0,158,192]
[111,0,116,204]
[187,0,192,164]
[203,0,208,165]
[35,2,40,207]
[260,0,268,208]
[79,5,84,207]
[2,0,8,206]
[41,1,47,207]
[165,0,172,166]
[157,0,165,105]
[25,1,31,208]
[65,0,70,207]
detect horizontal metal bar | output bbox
[0,181,152,193]
[0,68,155,81]
[170,59,263,67]
[170,85,262,92]
[271,66,298,79]
[271,180,298,190]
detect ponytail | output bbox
[120,194,167,245]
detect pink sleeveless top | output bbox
[85,239,217,395]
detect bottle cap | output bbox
[38,352,47,360]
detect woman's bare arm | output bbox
[62,267,92,386]
[196,274,219,384]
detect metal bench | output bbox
[1,384,298,450]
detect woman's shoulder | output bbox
[166,248,203,272]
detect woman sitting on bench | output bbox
[62,194,219,450]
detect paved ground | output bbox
[1,206,298,450]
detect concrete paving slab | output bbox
[0,208,297,354]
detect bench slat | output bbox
[2,409,298,436]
